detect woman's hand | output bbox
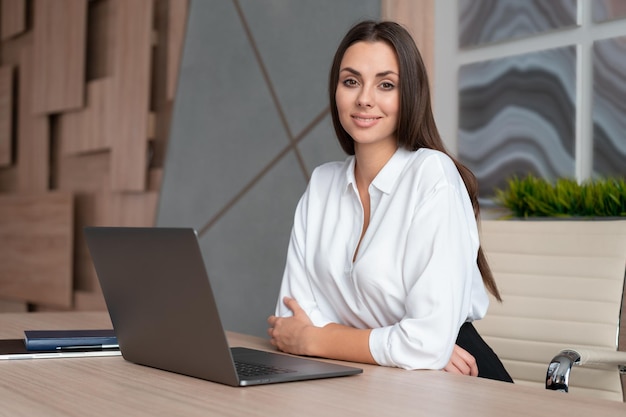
[267,297,315,356]
[444,344,478,376]
[269,298,474,373]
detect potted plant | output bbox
[494,174,626,219]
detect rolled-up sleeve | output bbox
[275,184,333,327]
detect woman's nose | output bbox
[356,86,374,108]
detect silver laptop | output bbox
[84,227,362,386]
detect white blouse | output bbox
[275,147,489,370]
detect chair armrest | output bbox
[574,348,626,369]
[546,348,626,393]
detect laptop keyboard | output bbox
[235,360,296,377]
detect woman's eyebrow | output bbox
[375,70,399,77]
[339,67,361,76]
[340,67,398,78]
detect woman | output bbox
[267,20,512,382]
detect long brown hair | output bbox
[329,20,501,301]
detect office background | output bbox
[0,0,624,339]
[155,0,382,336]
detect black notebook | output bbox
[24,329,118,351]
[0,338,121,360]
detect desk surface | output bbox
[0,312,624,417]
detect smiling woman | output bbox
[267,20,513,383]
[335,41,400,156]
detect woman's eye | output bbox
[342,79,358,87]
[380,82,395,90]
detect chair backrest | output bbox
[475,219,626,402]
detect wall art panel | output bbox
[458,46,577,199]
[592,0,626,23]
[459,0,578,48]
[592,36,626,178]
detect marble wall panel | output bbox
[459,0,578,48]
[592,0,626,23]
[458,46,577,198]
[592,36,626,178]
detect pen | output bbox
[56,344,119,351]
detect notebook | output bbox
[0,338,121,360]
[24,329,118,351]
[84,226,362,386]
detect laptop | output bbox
[84,227,362,386]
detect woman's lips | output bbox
[351,114,381,127]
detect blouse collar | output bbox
[344,147,415,195]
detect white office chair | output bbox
[475,219,626,402]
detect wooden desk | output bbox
[1,312,625,417]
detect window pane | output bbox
[593,36,626,177]
[592,0,626,23]
[459,0,578,48]
[458,47,577,199]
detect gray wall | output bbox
[156,0,380,337]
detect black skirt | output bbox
[455,322,514,383]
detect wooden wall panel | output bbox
[32,0,87,114]
[0,18,30,65]
[0,299,28,313]
[0,30,20,193]
[0,0,27,41]
[58,78,113,155]
[148,167,163,192]
[104,190,159,227]
[54,148,110,193]
[167,0,188,101]
[74,290,107,311]
[0,32,27,195]
[0,192,74,308]
[0,65,13,166]
[17,40,49,192]
[109,0,154,191]
[72,192,102,291]
[381,0,435,83]
[53,151,109,294]
[0,0,184,312]
[0,167,17,192]
[86,0,115,80]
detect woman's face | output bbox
[335,41,400,152]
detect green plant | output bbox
[494,174,626,218]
